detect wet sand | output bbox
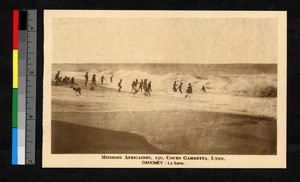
[52,110,276,154]
[52,120,166,154]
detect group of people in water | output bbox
[84,72,114,87]
[55,71,76,85]
[55,71,118,95]
[55,70,206,96]
[55,71,81,94]
[131,79,152,96]
[173,81,206,94]
[55,71,151,95]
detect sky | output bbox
[52,18,278,64]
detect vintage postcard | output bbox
[43,10,286,168]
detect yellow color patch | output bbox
[13,50,18,88]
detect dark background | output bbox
[0,0,299,181]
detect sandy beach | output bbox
[51,80,276,154]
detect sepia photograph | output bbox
[43,11,286,168]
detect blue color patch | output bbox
[12,128,18,164]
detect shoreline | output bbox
[52,110,276,155]
[52,84,277,118]
[53,109,277,121]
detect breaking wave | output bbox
[99,70,277,98]
[55,68,277,98]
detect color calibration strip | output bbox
[12,10,19,165]
[12,10,37,165]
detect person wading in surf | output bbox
[143,81,152,97]
[178,82,183,93]
[70,77,75,84]
[110,75,113,83]
[201,85,206,93]
[73,87,81,95]
[101,75,106,85]
[63,76,68,82]
[131,80,136,93]
[84,72,89,86]
[55,71,60,86]
[118,79,122,92]
[186,83,193,94]
[173,81,178,92]
[143,79,148,91]
[185,83,193,98]
[90,74,96,86]
[147,81,152,96]
[138,79,143,92]
[135,79,139,86]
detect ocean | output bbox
[53,63,277,76]
[52,63,277,98]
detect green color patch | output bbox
[12,88,18,128]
